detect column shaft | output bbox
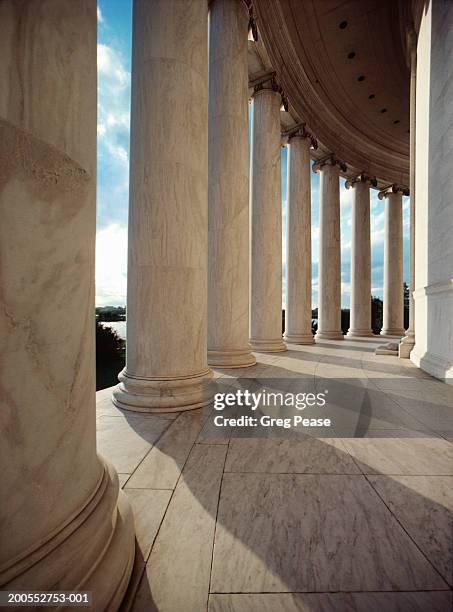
[250,87,287,352]
[400,40,417,357]
[381,192,405,336]
[0,0,134,601]
[207,0,255,368]
[284,136,314,344]
[347,181,373,336]
[113,0,212,412]
[315,163,344,340]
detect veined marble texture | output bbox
[250,87,286,353]
[97,337,453,610]
[0,0,134,604]
[208,0,255,368]
[316,164,343,340]
[210,473,446,593]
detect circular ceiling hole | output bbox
[380,108,387,113]
[339,20,348,29]
[347,51,356,59]
[393,119,400,124]
[368,93,375,99]
[357,75,365,82]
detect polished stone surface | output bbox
[209,592,453,612]
[284,135,314,345]
[315,162,344,341]
[113,0,212,412]
[249,86,287,353]
[211,472,445,593]
[98,336,453,610]
[207,0,255,368]
[381,191,404,337]
[368,475,453,584]
[412,0,453,381]
[347,180,373,337]
[0,0,134,602]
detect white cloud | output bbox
[97,43,130,176]
[98,44,129,88]
[96,224,128,306]
[96,37,131,227]
[97,6,103,23]
[371,228,385,245]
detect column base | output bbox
[411,346,453,381]
[250,338,287,353]
[380,329,405,338]
[208,348,256,368]
[375,342,399,355]
[346,329,375,338]
[112,367,214,413]
[399,333,415,359]
[1,459,135,609]
[283,333,315,344]
[315,331,344,340]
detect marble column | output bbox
[284,132,315,344]
[411,0,453,379]
[346,176,375,337]
[250,83,287,352]
[400,32,417,358]
[207,0,256,368]
[113,0,212,412]
[313,157,345,340]
[380,188,405,337]
[0,0,134,601]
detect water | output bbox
[99,321,126,340]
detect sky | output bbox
[95,0,409,309]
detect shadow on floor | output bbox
[107,366,453,611]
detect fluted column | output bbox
[0,0,134,601]
[284,131,315,344]
[113,0,212,412]
[207,0,256,368]
[346,175,375,337]
[313,157,344,340]
[400,31,417,358]
[379,187,406,337]
[250,83,287,352]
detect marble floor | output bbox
[96,337,453,612]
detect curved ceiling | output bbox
[253,0,410,185]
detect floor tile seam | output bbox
[207,588,453,594]
[120,416,175,485]
[207,439,231,611]
[363,474,452,589]
[357,371,439,437]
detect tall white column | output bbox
[0,0,134,601]
[284,132,315,344]
[411,0,453,380]
[380,188,405,337]
[313,158,344,340]
[207,0,256,368]
[250,84,287,352]
[113,0,212,412]
[400,31,417,358]
[346,176,374,337]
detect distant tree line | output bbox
[283,283,409,336]
[96,321,125,390]
[97,285,409,390]
[96,306,126,321]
